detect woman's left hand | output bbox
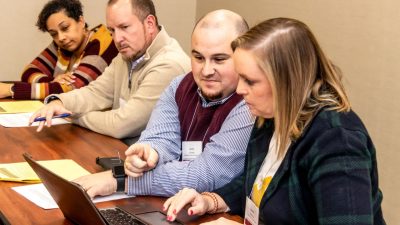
[163,188,209,222]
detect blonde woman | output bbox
[163,18,385,225]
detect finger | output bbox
[146,149,159,168]
[167,191,197,221]
[125,161,147,174]
[125,144,145,157]
[36,121,45,132]
[85,186,96,199]
[123,160,142,177]
[29,111,40,125]
[46,113,54,127]
[171,194,196,216]
[130,155,148,169]
[163,196,174,211]
[188,204,205,216]
[166,196,179,222]
[65,77,76,83]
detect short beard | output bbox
[200,90,223,101]
[122,51,144,62]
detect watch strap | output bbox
[44,95,60,104]
[116,176,125,192]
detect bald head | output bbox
[190,10,248,101]
[193,9,248,37]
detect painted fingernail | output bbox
[167,216,172,221]
[189,210,193,215]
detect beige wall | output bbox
[197,0,399,224]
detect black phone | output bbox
[96,157,124,170]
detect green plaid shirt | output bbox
[215,109,385,225]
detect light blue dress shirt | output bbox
[127,74,254,196]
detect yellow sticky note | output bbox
[0,101,44,114]
[0,159,90,183]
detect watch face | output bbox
[112,166,125,178]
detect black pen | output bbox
[33,113,71,122]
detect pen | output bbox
[33,113,71,122]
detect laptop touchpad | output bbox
[136,211,183,225]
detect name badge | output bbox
[244,197,259,225]
[182,141,202,161]
[119,98,127,109]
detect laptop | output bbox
[23,153,183,225]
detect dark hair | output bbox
[36,0,86,32]
[108,0,159,26]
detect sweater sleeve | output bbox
[214,171,247,215]
[72,61,185,139]
[15,42,58,99]
[14,24,118,100]
[307,127,378,225]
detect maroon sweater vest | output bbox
[175,72,243,148]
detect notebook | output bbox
[23,153,183,225]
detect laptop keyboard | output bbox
[100,208,146,225]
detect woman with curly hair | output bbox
[0,0,118,99]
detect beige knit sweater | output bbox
[57,27,190,139]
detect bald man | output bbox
[74,10,253,197]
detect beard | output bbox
[200,89,223,101]
[120,49,145,62]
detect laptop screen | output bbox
[23,153,108,225]
[23,153,184,225]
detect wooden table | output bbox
[0,124,242,224]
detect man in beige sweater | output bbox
[30,0,190,144]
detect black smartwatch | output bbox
[112,165,126,192]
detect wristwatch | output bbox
[44,95,60,104]
[112,165,126,192]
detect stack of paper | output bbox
[0,159,90,182]
[0,112,70,127]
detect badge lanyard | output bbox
[182,101,211,161]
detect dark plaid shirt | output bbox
[215,109,385,225]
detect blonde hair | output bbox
[232,18,350,157]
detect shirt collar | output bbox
[130,55,145,71]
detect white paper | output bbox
[12,183,133,209]
[0,112,69,127]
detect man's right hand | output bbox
[29,99,71,132]
[124,143,159,177]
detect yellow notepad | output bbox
[0,159,90,183]
[0,101,44,114]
